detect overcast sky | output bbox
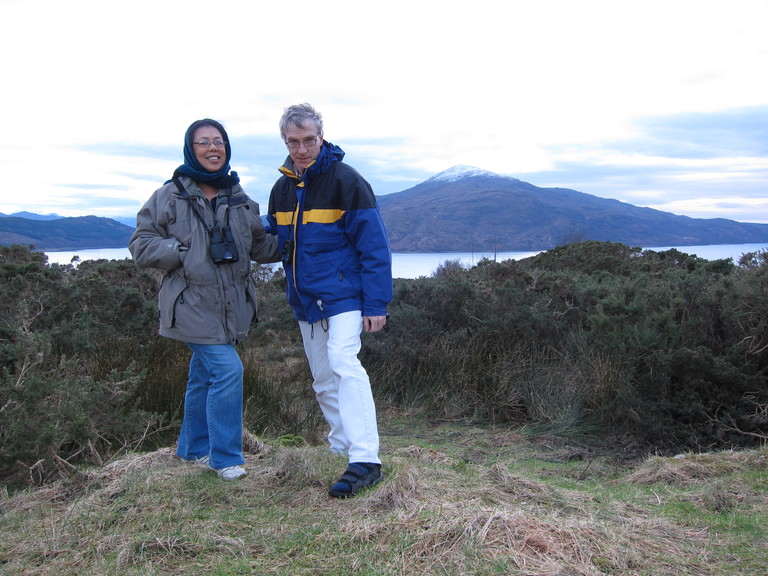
[2,0,767,223]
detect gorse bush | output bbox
[362,241,768,450]
[1,241,767,490]
[0,363,157,485]
[0,246,312,489]
[0,247,164,488]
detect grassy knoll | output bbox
[1,415,765,576]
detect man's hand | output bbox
[363,315,387,333]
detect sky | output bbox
[1,0,767,224]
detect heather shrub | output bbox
[2,241,767,490]
[0,247,163,487]
[0,362,159,487]
[241,351,324,443]
[0,246,319,489]
[363,242,768,451]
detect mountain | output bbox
[4,167,768,253]
[112,216,137,228]
[0,216,134,251]
[0,211,136,227]
[0,211,62,221]
[377,166,768,252]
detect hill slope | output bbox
[1,426,764,575]
[377,166,768,252]
[0,215,134,251]
[4,167,768,253]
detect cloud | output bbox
[510,106,768,222]
[625,106,768,158]
[1,0,767,224]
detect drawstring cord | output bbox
[309,317,330,339]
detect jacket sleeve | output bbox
[128,186,185,272]
[248,199,280,263]
[343,180,393,317]
[265,186,278,235]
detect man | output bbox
[266,103,393,498]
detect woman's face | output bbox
[192,125,226,172]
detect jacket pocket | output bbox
[158,273,187,329]
[245,277,259,325]
[305,237,346,257]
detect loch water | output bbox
[44,243,768,279]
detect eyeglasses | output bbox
[193,139,226,148]
[285,137,319,150]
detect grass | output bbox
[0,413,766,576]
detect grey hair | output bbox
[279,103,323,140]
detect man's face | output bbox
[284,124,323,174]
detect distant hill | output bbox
[0,216,134,251]
[112,216,137,228]
[377,166,768,252]
[4,167,768,253]
[0,211,62,221]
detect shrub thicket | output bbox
[0,247,163,487]
[1,241,766,489]
[363,242,768,451]
[0,247,313,489]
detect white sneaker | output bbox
[216,465,247,480]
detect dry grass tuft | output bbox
[242,428,270,456]
[397,504,600,575]
[365,466,421,510]
[393,444,452,464]
[625,449,766,486]
[114,533,250,573]
[488,462,555,503]
[251,445,326,490]
[0,428,765,575]
[690,480,746,512]
[115,536,206,568]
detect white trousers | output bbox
[299,310,381,464]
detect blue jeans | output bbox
[176,343,245,469]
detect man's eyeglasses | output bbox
[285,137,319,150]
[193,139,226,148]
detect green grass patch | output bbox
[1,420,765,575]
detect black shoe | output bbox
[329,462,382,498]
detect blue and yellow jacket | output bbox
[266,141,393,324]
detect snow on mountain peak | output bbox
[428,165,498,183]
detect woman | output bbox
[129,119,279,480]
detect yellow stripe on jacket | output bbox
[274,209,345,226]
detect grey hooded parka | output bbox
[129,175,279,345]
